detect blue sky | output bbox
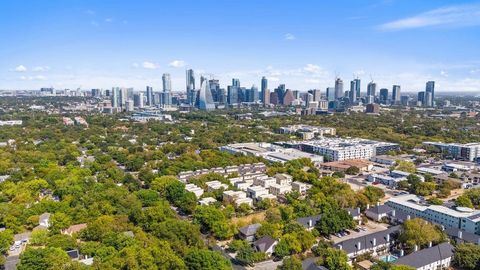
[1,0,480,92]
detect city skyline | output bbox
[1,0,480,92]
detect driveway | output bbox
[254,260,282,270]
[4,255,19,270]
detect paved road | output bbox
[254,259,282,270]
[4,255,19,270]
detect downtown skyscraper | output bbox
[367,81,377,97]
[334,78,344,99]
[425,81,435,107]
[186,69,196,106]
[261,76,268,103]
[198,78,215,111]
[146,86,154,106]
[162,73,172,106]
[392,85,401,105]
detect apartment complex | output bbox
[424,141,480,162]
[219,143,324,164]
[288,137,399,161]
[386,194,480,235]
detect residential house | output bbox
[444,227,480,245]
[268,183,292,196]
[199,197,217,205]
[346,208,362,224]
[67,250,80,260]
[292,181,312,194]
[394,242,454,270]
[274,173,293,186]
[238,223,262,242]
[254,236,278,256]
[365,205,394,222]
[297,215,322,231]
[246,186,269,199]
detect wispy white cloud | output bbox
[32,66,50,72]
[86,9,95,15]
[90,20,99,26]
[379,4,480,31]
[284,33,296,40]
[105,18,113,23]
[303,64,321,74]
[141,61,160,70]
[14,65,27,72]
[169,60,186,68]
[305,78,320,84]
[20,75,47,81]
[440,70,448,77]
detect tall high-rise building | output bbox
[417,91,425,106]
[161,73,172,106]
[111,87,119,108]
[270,92,279,105]
[209,79,221,103]
[349,80,357,102]
[308,89,321,101]
[392,85,401,104]
[245,85,259,102]
[227,79,240,105]
[334,78,344,99]
[261,76,267,103]
[379,88,389,104]
[162,73,171,92]
[354,78,361,99]
[263,88,270,105]
[227,85,238,105]
[274,84,286,104]
[232,78,240,87]
[326,87,335,102]
[425,81,435,107]
[367,82,377,97]
[401,95,410,106]
[425,91,432,108]
[283,89,295,106]
[133,93,144,108]
[146,86,153,106]
[119,88,128,107]
[186,69,196,105]
[198,79,215,111]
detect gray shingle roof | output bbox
[297,215,322,229]
[345,208,361,218]
[66,249,79,259]
[365,205,393,216]
[394,242,454,268]
[303,261,328,270]
[444,227,480,245]
[238,223,261,237]
[334,225,401,254]
[390,208,417,223]
[254,236,277,252]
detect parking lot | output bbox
[330,221,389,244]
